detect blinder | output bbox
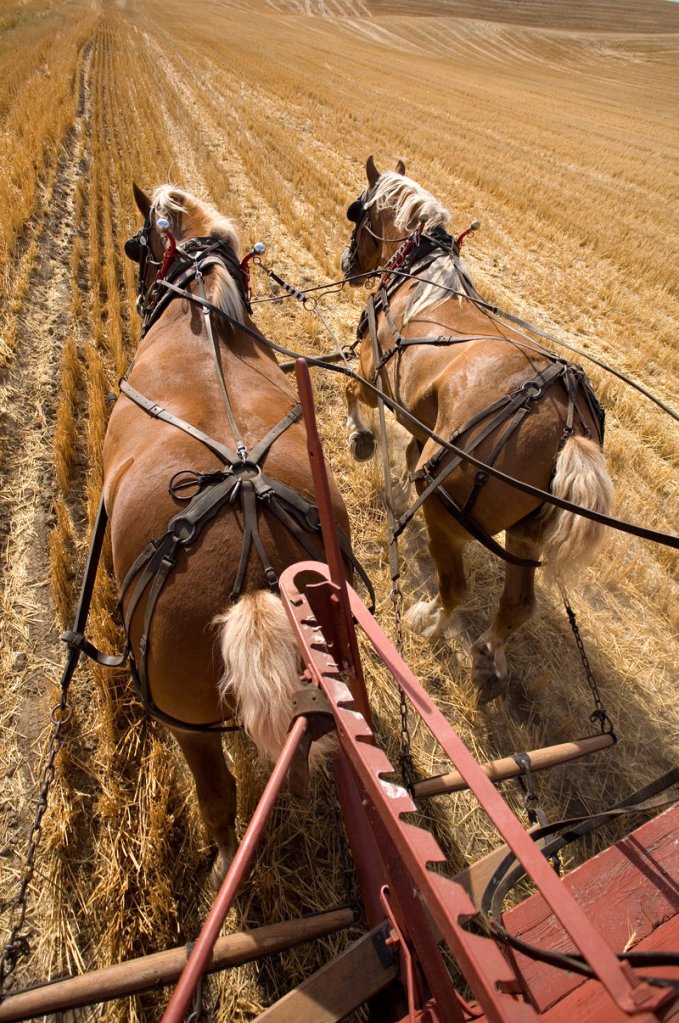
[124,212,158,314]
[347,198,364,224]
[124,231,146,263]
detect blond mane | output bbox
[151,185,245,322]
[367,171,450,234]
[367,172,464,324]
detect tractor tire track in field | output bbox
[0,43,92,946]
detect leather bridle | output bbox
[346,186,415,268]
[124,211,163,314]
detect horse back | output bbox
[102,336,349,724]
[386,297,604,534]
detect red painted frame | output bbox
[162,361,676,1022]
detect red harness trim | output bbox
[240,250,257,301]
[157,231,177,280]
[379,224,423,289]
[456,223,479,249]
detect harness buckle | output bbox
[264,566,278,589]
[171,517,196,544]
[520,380,542,400]
[61,629,84,651]
[256,482,275,502]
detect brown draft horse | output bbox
[104,184,349,882]
[343,157,614,704]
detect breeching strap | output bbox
[61,492,128,673]
[116,376,375,730]
[395,362,587,563]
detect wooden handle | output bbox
[412,733,616,798]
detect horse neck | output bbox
[199,270,297,397]
[197,260,245,325]
[376,216,405,264]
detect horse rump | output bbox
[538,435,614,587]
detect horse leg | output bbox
[169,727,238,887]
[346,376,376,461]
[471,527,539,704]
[404,499,468,638]
[391,436,420,514]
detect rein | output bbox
[354,223,609,568]
[362,255,679,424]
[127,213,678,550]
[195,268,249,461]
[166,281,677,551]
[258,261,678,424]
[64,238,376,734]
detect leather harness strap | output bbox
[139,238,251,337]
[117,380,375,726]
[361,236,606,568]
[65,238,375,734]
[120,378,240,465]
[394,367,568,568]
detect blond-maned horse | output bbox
[342,157,614,703]
[105,184,350,882]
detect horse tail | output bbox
[214,591,302,763]
[539,435,615,587]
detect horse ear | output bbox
[366,155,380,186]
[132,182,151,218]
[395,159,406,175]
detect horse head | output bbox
[341,156,451,282]
[124,184,244,323]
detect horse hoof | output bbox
[404,598,448,638]
[472,640,507,704]
[390,476,413,516]
[351,431,376,462]
[209,836,239,889]
[476,676,506,705]
[210,850,233,889]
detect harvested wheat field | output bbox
[0,0,677,1018]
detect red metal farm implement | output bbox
[0,360,677,1023]
[159,361,679,1023]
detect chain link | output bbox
[390,577,417,795]
[563,596,615,736]
[334,799,360,917]
[0,691,72,998]
[184,972,212,1022]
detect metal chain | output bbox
[184,972,212,1022]
[391,578,416,795]
[0,691,72,997]
[563,595,615,736]
[367,274,418,798]
[334,799,360,917]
